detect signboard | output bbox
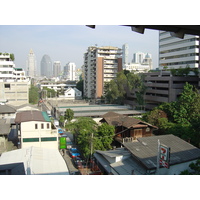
[159,144,170,169]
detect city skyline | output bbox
[0,25,159,71]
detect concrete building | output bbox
[15,110,59,149]
[26,49,37,78]
[159,31,200,69]
[64,62,76,81]
[0,53,29,106]
[122,43,129,69]
[53,61,61,77]
[126,70,199,110]
[83,46,122,99]
[40,55,52,78]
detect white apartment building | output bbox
[53,61,61,77]
[0,53,29,106]
[15,110,59,149]
[64,62,76,81]
[159,31,200,69]
[26,49,37,78]
[84,46,122,99]
[122,43,129,69]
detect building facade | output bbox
[122,43,129,69]
[40,55,52,78]
[15,110,59,149]
[126,70,199,110]
[83,46,122,99]
[53,61,61,77]
[26,49,37,78]
[0,53,29,106]
[64,62,76,81]
[159,31,200,69]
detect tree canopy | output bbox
[66,117,115,158]
[29,85,39,104]
[142,83,200,147]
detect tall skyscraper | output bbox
[40,55,52,78]
[26,49,37,77]
[159,31,200,69]
[64,62,76,81]
[122,43,129,69]
[83,46,122,99]
[53,61,61,77]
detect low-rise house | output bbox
[15,110,58,149]
[0,104,16,119]
[100,111,157,145]
[94,134,200,175]
[0,146,69,175]
[62,87,82,99]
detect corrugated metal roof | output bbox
[123,135,200,170]
[0,105,16,114]
[0,146,69,175]
[0,119,10,135]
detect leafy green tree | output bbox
[180,160,200,175]
[76,79,84,96]
[64,108,74,122]
[42,87,57,98]
[29,85,39,104]
[10,53,15,61]
[95,123,115,151]
[66,117,115,158]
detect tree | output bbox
[66,117,115,158]
[76,80,84,96]
[95,123,115,151]
[64,108,74,122]
[29,85,39,104]
[10,53,15,61]
[42,87,57,98]
[180,160,200,175]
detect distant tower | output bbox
[53,61,61,77]
[65,62,76,81]
[26,49,37,77]
[122,44,129,69]
[40,55,52,78]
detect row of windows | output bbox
[160,45,197,54]
[23,137,57,142]
[160,53,199,61]
[160,38,198,48]
[35,123,50,129]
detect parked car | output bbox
[69,148,80,158]
[72,157,85,168]
[66,137,73,149]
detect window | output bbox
[35,124,38,129]
[41,123,44,129]
[47,123,50,129]
[41,137,57,142]
[4,84,10,89]
[23,138,39,142]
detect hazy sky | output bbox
[0,25,159,71]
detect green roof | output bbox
[42,111,51,122]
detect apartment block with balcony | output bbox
[0,53,30,106]
[83,46,122,99]
[159,31,200,69]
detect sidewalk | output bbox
[60,149,80,175]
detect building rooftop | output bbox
[0,146,69,175]
[0,105,16,114]
[123,134,200,170]
[15,110,51,123]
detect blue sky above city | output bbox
[0,25,159,70]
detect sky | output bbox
[0,25,159,72]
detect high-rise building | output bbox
[0,53,29,106]
[132,52,152,64]
[26,49,37,77]
[122,43,129,69]
[53,61,61,77]
[64,62,76,81]
[159,31,200,69]
[83,46,122,99]
[40,55,52,78]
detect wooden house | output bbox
[100,111,157,145]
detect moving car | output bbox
[69,148,80,158]
[72,157,85,168]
